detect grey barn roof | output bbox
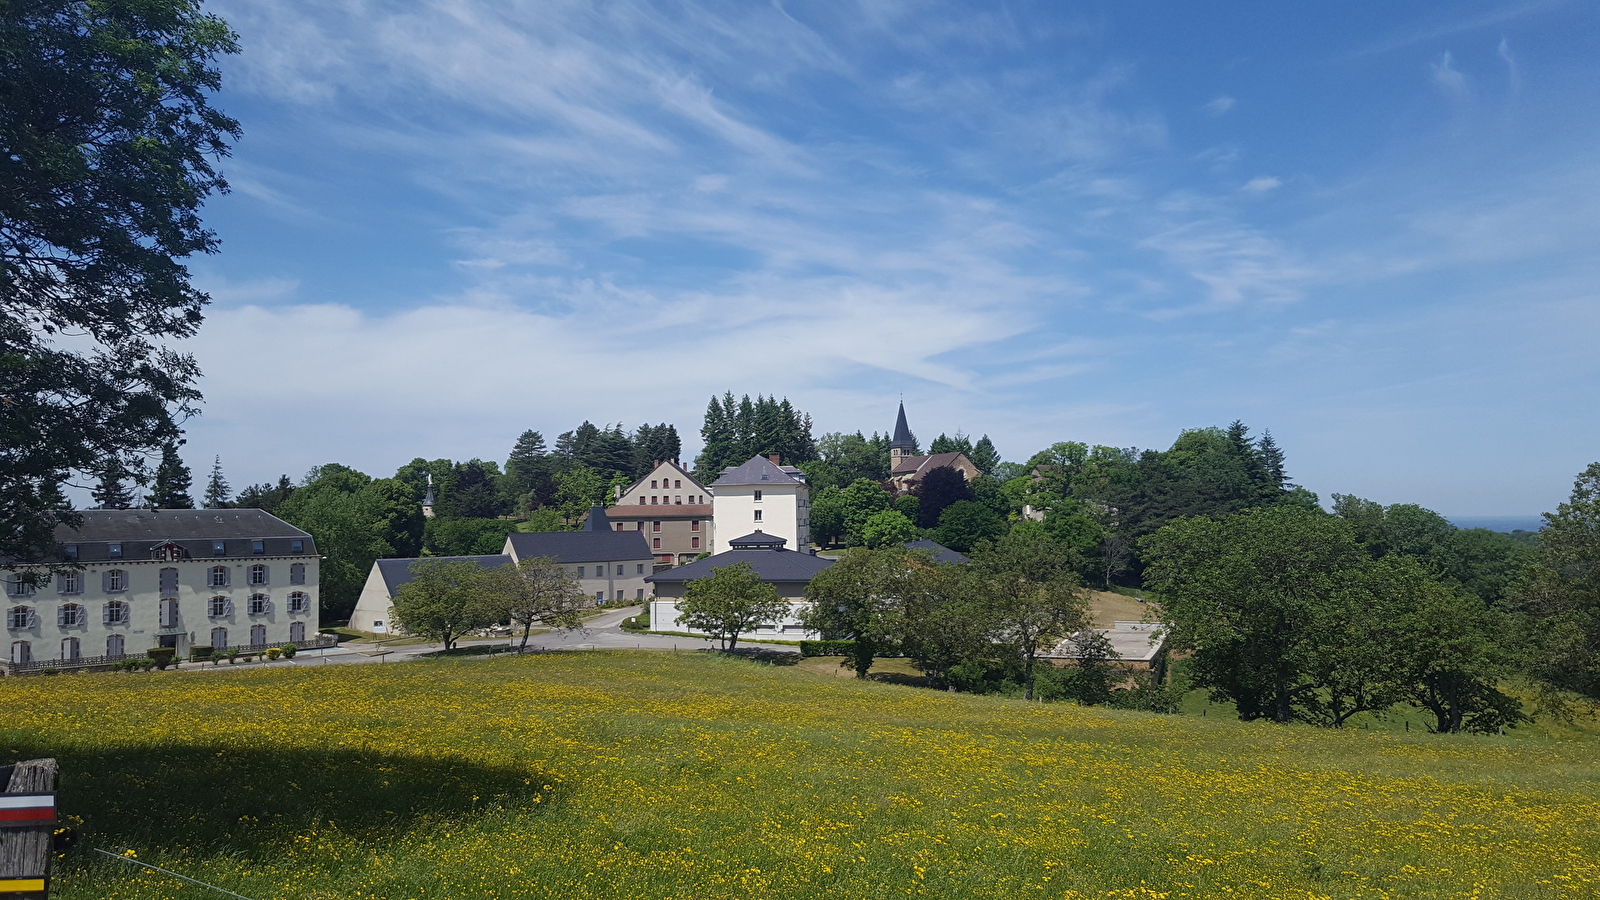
[713,455,804,486]
[504,529,652,564]
[375,554,511,596]
[891,402,915,449]
[904,539,970,565]
[9,509,318,564]
[646,547,833,585]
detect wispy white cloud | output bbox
[1241,176,1282,193]
[1430,50,1469,94]
[1203,95,1236,116]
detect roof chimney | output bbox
[768,453,781,465]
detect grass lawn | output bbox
[5,652,1600,899]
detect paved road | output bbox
[245,605,800,670]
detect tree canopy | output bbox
[675,562,790,651]
[1,0,239,561]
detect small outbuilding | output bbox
[644,531,833,639]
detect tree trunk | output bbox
[1023,651,1036,701]
[519,622,534,652]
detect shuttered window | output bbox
[249,564,268,586]
[209,566,229,587]
[159,598,179,628]
[103,601,129,625]
[104,570,127,592]
[289,564,305,585]
[159,568,179,597]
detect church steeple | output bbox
[890,402,916,462]
[421,473,436,519]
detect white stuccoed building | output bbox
[3,509,321,668]
[709,455,810,554]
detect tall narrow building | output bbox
[710,455,810,553]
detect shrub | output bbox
[190,645,214,662]
[619,614,649,633]
[146,648,176,670]
[226,649,238,664]
[281,644,297,659]
[265,647,282,660]
[38,667,60,676]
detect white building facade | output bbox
[3,509,320,668]
[710,455,810,554]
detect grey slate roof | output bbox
[375,555,511,596]
[904,539,970,565]
[580,505,611,532]
[645,547,833,584]
[16,509,317,564]
[504,528,652,564]
[727,531,787,549]
[891,402,915,449]
[713,455,804,486]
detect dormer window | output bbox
[63,545,78,560]
[291,539,303,554]
[251,540,264,555]
[108,543,122,559]
[212,540,226,556]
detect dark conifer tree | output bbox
[971,435,1000,475]
[1257,430,1289,492]
[203,455,232,508]
[148,442,194,509]
[91,459,136,509]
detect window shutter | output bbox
[102,604,111,625]
[58,576,68,595]
[225,598,235,616]
[102,571,111,592]
[28,610,39,628]
[223,568,231,587]
[261,566,270,585]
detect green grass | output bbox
[4,652,1599,899]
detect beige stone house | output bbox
[607,460,713,567]
[348,505,653,634]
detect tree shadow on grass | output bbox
[1,741,553,857]
[715,647,800,667]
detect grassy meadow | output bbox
[3,652,1599,899]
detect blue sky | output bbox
[178,0,1599,516]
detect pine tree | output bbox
[91,459,136,509]
[971,435,1000,476]
[148,442,194,509]
[506,430,548,490]
[203,455,232,508]
[694,395,737,480]
[1257,431,1289,492]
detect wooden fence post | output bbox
[0,758,57,900]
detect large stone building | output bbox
[3,509,320,667]
[710,455,810,553]
[645,531,833,639]
[606,460,713,567]
[348,505,653,634]
[886,403,980,493]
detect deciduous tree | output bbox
[675,562,789,651]
[488,556,591,651]
[803,547,915,677]
[1518,461,1600,702]
[390,559,498,650]
[1,0,239,561]
[969,530,1088,700]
